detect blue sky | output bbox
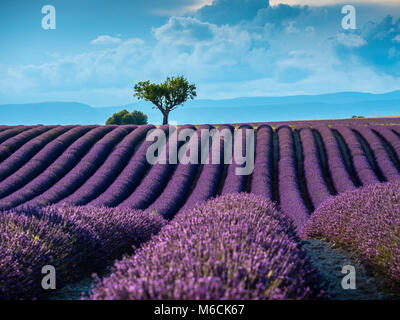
[0,0,400,107]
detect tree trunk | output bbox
[162,112,169,125]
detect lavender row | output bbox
[0,126,94,199]
[303,182,400,283]
[223,118,400,129]
[332,125,380,186]
[312,125,355,194]
[0,125,10,133]
[148,126,211,219]
[0,205,166,299]
[60,125,153,206]
[88,125,169,207]
[118,125,196,209]
[19,126,135,208]
[90,193,325,300]
[0,126,112,210]
[391,126,400,136]
[0,126,53,164]
[0,126,73,182]
[250,125,273,201]
[298,128,332,209]
[370,126,400,161]
[352,125,400,182]
[277,126,309,232]
[177,126,226,214]
[220,124,249,195]
[0,126,33,146]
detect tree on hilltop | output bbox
[134,76,197,125]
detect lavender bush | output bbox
[90,193,325,300]
[0,205,165,299]
[303,182,400,283]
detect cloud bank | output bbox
[1,0,400,106]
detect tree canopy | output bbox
[106,109,148,125]
[134,76,196,125]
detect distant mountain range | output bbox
[1,91,400,125]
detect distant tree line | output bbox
[352,115,365,119]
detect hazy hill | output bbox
[1,91,399,125]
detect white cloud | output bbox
[2,3,400,107]
[152,0,212,15]
[90,35,122,45]
[393,34,400,43]
[330,33,367,47]
[270,0,400,6]
[153,17,215,45]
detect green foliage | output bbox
[352,115,365,119]
[106,109,148,125]
[134,76,196,124]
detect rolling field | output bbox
[1,118,400,299]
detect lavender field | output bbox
[1,118,400,300]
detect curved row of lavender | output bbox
[19,125,138,208]
[303,182,400,283]
[298,128,332,209]
[0,205,165,299]
[89,193,325,300]
[55,125,153,206]
[83,125,168,207]
[277,126,310,231]
[250,125,273,201]
[0,126,53,163]
[0,126,34,145]
[117,125,196,209]
[0,126,96,199]
[0,126,73,181]
[0,123,399,223]
[352,125,400,182]
[0,125,9,132]
[148,125,212,219]
[176,125,226,214]
[311,125,355,194]
[220,124,251,195]
[0,126,116,210]
[370,126,400,166]
[331,125,380,186]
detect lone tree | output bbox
[106,109,148,125]
[134,76,196,125]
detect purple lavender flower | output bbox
[0,205,165,299]
[303,182,400,283]
[89,193,325,300]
